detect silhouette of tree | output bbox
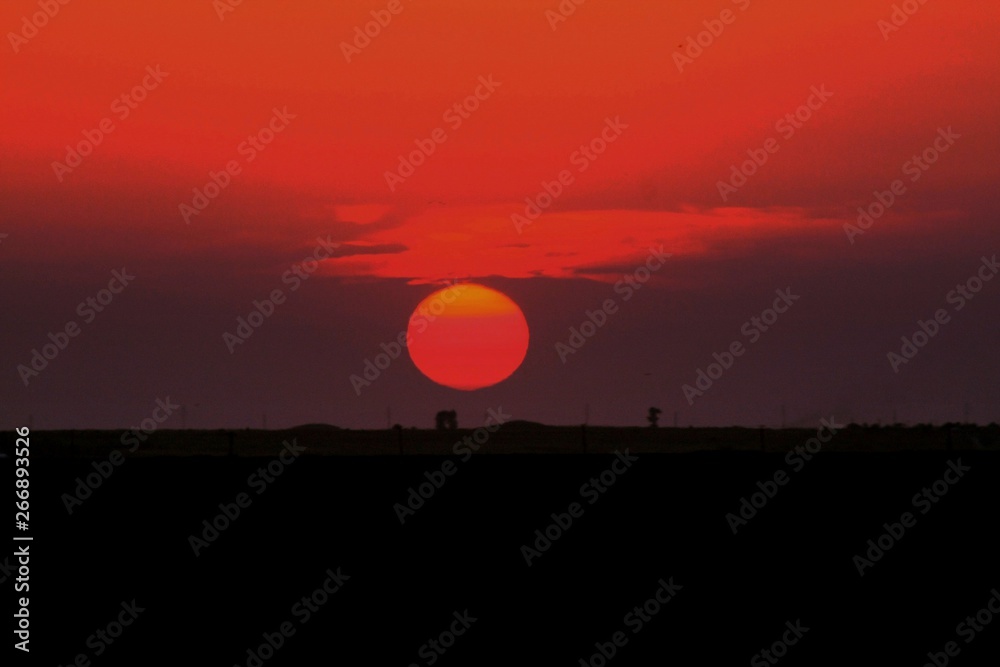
[647,407,662,428]
[435,410,458,430]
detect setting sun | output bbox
[406,284,529,390]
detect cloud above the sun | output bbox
[318,204,850,285]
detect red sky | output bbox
[2,0,999,428]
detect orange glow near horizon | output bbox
[406,284,529,390]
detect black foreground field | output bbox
[5,427,1000,665]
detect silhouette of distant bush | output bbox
[435,410,458,430]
